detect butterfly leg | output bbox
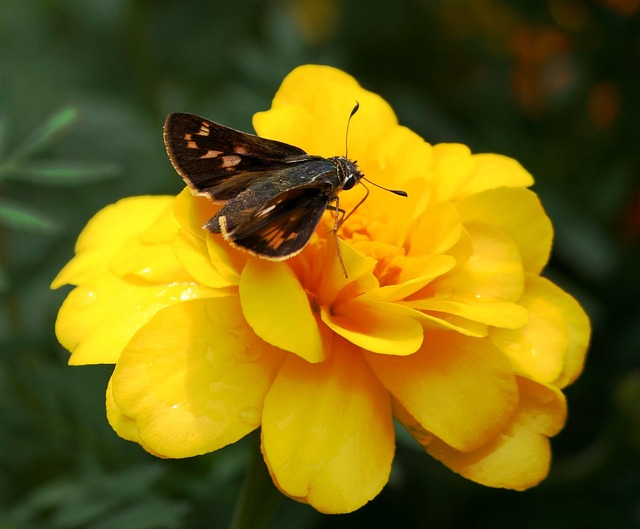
[326,204,346,224]
[328,196,348,278]
[338,182,370,227]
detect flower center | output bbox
[337,210,406,287]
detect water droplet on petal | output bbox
[239,407,261,427]
[228,326,262,363]
[504,340,523,353]
[73,285,98,308]
[235,344,263,363]
[435,287,455,299]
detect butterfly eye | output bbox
[342,173,357,190]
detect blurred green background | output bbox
[1,0,639,527]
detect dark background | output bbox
[1,1,639,527]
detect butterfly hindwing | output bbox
[163,112,311,201]
[217,184,332,259]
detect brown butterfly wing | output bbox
[216,185,332,259]
[163,113,311,201]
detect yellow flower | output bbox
[52,65,590,514]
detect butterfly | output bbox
[163,104,407,275]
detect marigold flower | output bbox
[52,65,590,514]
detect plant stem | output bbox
[229,430,283,529]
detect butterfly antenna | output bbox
[362,176,408,197]
[344,101,360,158]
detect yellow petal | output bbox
[173,187,218,239]
[56,273,217,365]
[407,298,529,329]
[110,237,195,284]
[239,259,325,363]
[254,64,397,158]
[490,275,590,386]
[425,377,566,489]
[364,254,456,302]
[52,196,174,288]
[355,124,433,200]
[206,234,247,284]
[314,239,378,308]
[322,298,424,355]
[429,223,526,303]
[408,201,463,257]
[457,187,553,274]
[453,153,534,201]
[417,311,489,337]
[365,332,518,451]
[106,378,150,452]
[261,338,394,514]
[429,143,476,203]
[110,298,286,458]
[173,228,236,288]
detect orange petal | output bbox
[110,298,286,458]
[366,332,518,451]
[261,338,394,514]
[322,298,423,356]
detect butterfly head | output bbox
[331,156,363,191]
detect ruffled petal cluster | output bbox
[53,65,590,514]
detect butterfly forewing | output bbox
[163,113,310,201]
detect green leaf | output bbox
[0,198,60,233]
[5,160,120,185]
[9,107,79,161]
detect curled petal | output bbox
[253,64,398,158]
[407,298,529,329]
[366,332,518,451]
[424,378,567,489]
[262,338,394,514]
[408,201,463,257]
[106,378,154,454]
[110,236,194,284]
[428,223,526,303]
[366,255,456,303]
[110,298,286,458]
[429,144,476,203]
[173,228,236,288]
[173,187,218,239]
[52,196,175,288]
[490,275,590,386]
[457,188,553,275]
[454,153,534,201]
[322,298,423,356]
[56,274,218,365]
[240,259,325,363]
